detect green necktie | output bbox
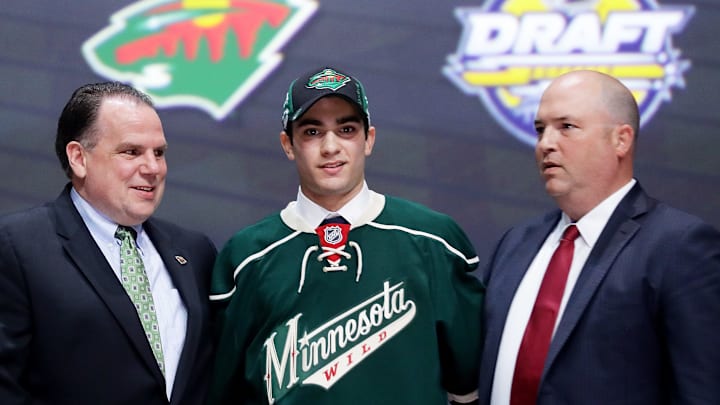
[115,225,165,376]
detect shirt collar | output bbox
[70,187,144,244]
[295,181,370,227]
[558,178,637,248]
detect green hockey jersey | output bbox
[208,191,485,404]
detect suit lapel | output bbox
[144,220,202,403]
[52,187,166,386]
[480,213,559,402]
[543,185,650,377]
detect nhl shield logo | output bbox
[323,225,344,245]
[82,0,318,120]
[315,222,351,265]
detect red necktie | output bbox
[511,225,580,405]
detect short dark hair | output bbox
[55,82,154,178]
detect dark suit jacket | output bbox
[479,184,720,404]
[0,185,217,405]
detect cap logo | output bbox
[306,68,351,91]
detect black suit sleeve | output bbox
[0,226,32,404]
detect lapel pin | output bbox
[174,255,188,265]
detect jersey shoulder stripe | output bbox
[367,221,479,265]
[210,212,303,301]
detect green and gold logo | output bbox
[306,68,351,91]
[82,0,317,119]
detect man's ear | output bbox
[365,126,376,157]
[280,131,295,160]
[66,141,88,178]
[614,124,634,158]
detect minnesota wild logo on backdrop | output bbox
[83,0,317,120]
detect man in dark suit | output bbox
[0,82,217,404]
[479,70,720,404]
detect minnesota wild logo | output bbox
[82,0,318,120]
[306,68,351,91]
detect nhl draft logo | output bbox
[306,68,351,91]
[444,0,695,146]
[82,0,318,120]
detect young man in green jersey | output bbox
[207,67,484,405]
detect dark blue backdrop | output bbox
[1,0,717,261]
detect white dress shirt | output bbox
[490,179,636,405]
[71,188,187,399]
